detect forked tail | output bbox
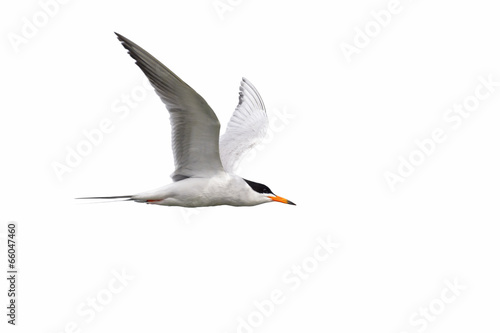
[76,195,133,202]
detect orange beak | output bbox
[268,195,296,205]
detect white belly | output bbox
[133,173,262,207]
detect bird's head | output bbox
[243,179,295,205]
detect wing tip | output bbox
[114,32,127,42]
[237,77,266,112]
[114,32,127,45]
[114,32,135,54]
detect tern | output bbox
[79,33,295,207]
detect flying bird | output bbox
[78,33,295,207]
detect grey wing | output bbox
[116,33,224,181]
[219,78,269,173]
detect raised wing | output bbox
[115,33,224,181]
[219,78,269,173]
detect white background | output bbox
[1,0,500,332]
